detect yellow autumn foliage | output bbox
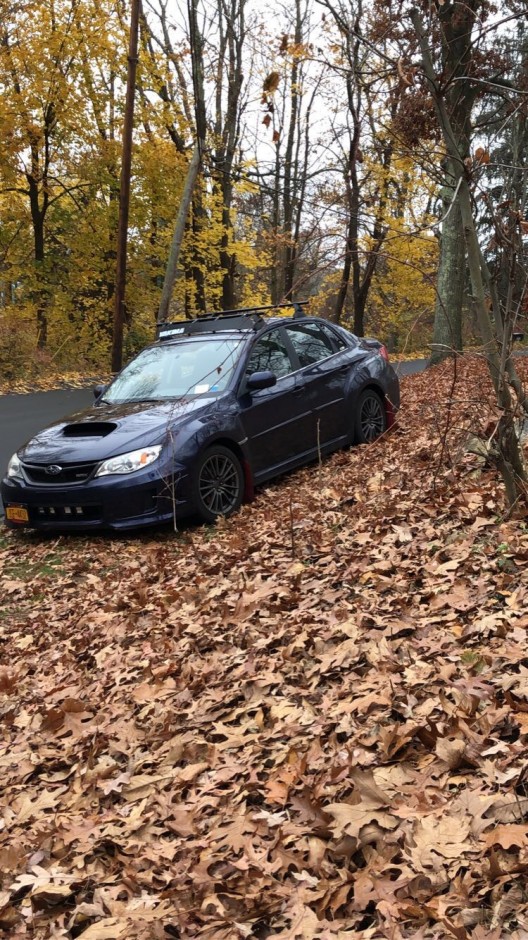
[369,221,438,350]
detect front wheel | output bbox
[193,445,244,523]
[355,390,386,444]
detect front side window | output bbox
[245,329,293,379]
[285,323,335,367]
[105,339,243,403]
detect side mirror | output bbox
[93,384,108,401]
[246,370,277,391]
[513,331,524,342]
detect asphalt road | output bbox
[1,388,94,482]
[0,359,427,504]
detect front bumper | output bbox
[1,463,192,531]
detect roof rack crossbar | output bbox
[202,300,309,318]
[156,300,310,339]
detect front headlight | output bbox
[6,453,23,480]
[95,445,162,478]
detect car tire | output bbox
[193,445,244,522]
[355,390,386,444]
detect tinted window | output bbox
[319,322,348,351]
[285,323,334,367]
[246,329,293,379]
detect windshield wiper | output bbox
[128,397,165,403]
[101,396,167,405]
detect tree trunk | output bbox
[282,0,303,300]
[27,169,47,348]
[333,192,354,325]
[220,194,236,309]
[208,0,245,310]
[326,0,391,333]
[157,144,202,323]
[430,168,465,363]
[270,144,281,305]
[412,8,527,505]
[190,188,207,313]
[111,0,140,373]
[429,0,477,363]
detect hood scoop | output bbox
[62,422,117,438]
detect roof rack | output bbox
[156,300,309,340]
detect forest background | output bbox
[0,0,526,383]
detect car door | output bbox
[284,321,352,449]
[237,326,315,480]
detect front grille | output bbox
[23,462,99,485]
[30,504,103,523]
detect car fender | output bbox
[339,357,394,436]
[341,356,386,403]
[163,410,254,500]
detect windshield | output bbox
[105,338,242,403]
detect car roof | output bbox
[156,318,287,345]
[155,301,310,343]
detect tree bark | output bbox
[27,167,47,348]
[282,0,302,300]
[190,187,207,313]
[214,0,245,309]
[429,0,478,363]
[412,8,526,505]
[111,0,140,372]
[430,169,464,362]
[157,144,202,323]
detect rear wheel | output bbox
[194,445,244,522]
[355,390,386,444]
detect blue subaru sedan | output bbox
[1,305,399,531]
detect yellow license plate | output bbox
[6,505,29,523]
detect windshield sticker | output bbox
[195,384,210,393]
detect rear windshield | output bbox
[105,338,243,403]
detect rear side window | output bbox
[319,322,348,351]
[246,328,294,379]
[285,323,335,367]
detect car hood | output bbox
[18,396,220,464]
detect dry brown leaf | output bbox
[325,802,398,839]
[75,920,127,939]
[435,736,467,768]
[482,824,528,851]
[410,815,472,872]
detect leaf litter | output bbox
[1,358,528,938]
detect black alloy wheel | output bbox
[195,445,244,522]
[355,390,386,444]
